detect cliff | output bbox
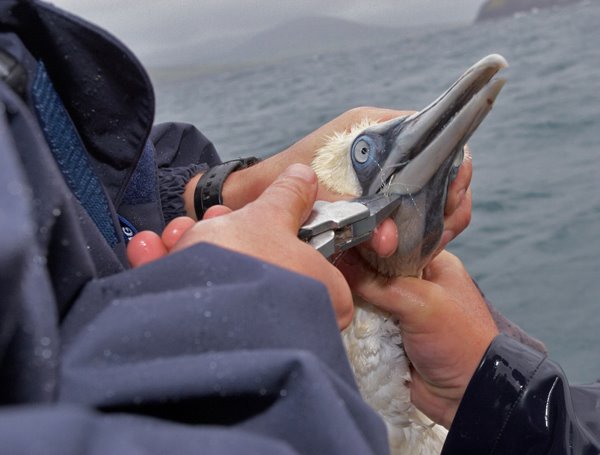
[476,0,580,21]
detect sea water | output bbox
[153,2,600,383]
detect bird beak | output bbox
[364,54,507,196]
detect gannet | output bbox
[312,55,507,455]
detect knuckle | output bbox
[276,178,311,207]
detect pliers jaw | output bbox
[299,194,402,258]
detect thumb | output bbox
[253,163,318,230]
[339,250,444,331]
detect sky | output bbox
[50,0,484,65]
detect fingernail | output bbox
[282,163,316,183]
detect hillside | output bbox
[476,0,580,21]
[223,16,403,63]
[147,15,407,75]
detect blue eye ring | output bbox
[351,135,376,166]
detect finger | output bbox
[364,218,398,257]
[127,231,168,268]
[423,250,476,291]
[161,216,196,250]
[445,188,472,236]
[203,205,233,220]
[422,251,497,326]
[438,188,472,253]
[445,147,473,217]
[338,250,447,328]
[337,249,388,299]
[251,163,318,230]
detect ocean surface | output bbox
[153,2,600,383]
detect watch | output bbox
[193,157,259,219]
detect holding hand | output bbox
[130,164,354,328]
[339,250,499,429]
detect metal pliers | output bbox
[298,193,402,259]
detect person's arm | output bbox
[1,160,388,454]
[152,109,416,256]
[443,334,600,454]
[54,164,386,454]
[149,107,474,266]
[340,250,600,453]
[182,107,412,216]
[0,238,387,455]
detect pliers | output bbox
[298,192,402,259]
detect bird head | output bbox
[313,54,507,277]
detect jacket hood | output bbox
[0,0,155,204]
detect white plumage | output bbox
[313,120,448,455]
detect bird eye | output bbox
[353,139,371,164]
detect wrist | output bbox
[221,160,269,209]
[184,158,262,219]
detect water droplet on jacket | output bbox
[33,255,47,266]
[7,181,23,196]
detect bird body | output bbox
[343,298,448,454]
[312,55,508,454]
[314,119,448,454]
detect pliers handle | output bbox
[298,193,402,259]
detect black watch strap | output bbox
[194,157,259,219]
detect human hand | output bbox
[438,146,473,254]
[339,250,498,429]
[131,164,354,328]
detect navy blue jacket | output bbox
[1,1,599,454]
[444,334,600,454]
[0,2,387,453]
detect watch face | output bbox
[194,159,258,218]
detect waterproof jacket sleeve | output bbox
[53,245,389,455]
[0,98,388,451]
[0,48,388,455]
[0,145,389,452]
[442,333,600,454]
